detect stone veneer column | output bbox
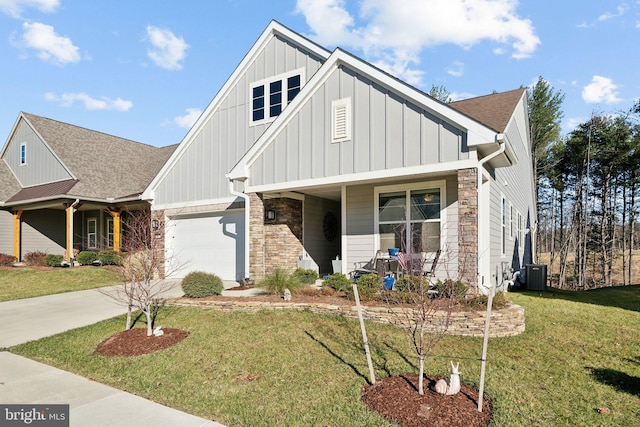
[151,209,166,278]
[457,168,478,292]
[263,198,303,274]
[249,193,265,280]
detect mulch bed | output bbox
[94,327,189,357]
[361,374,492,427]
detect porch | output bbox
[247,168,478,290]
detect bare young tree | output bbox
[382,245,460,395]
[100,208,184,336]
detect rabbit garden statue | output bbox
[433,361,461,395]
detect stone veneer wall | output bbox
[151,209,166,278]
[457,168,478,291]
[263,197,303,275]
[249,193,265,280]
[170,298,525,338]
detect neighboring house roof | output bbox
[6,179,78,203]
[1,113,178,206]
[0,161,21,202]
[449,88,526,133]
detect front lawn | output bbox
[11,286,640,426]
[0,266,123,302]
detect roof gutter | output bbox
[227,177,250,281]
[476,134,506,295]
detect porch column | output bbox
[249,193,265,280]
[13,210,22,262]
[458,168,478,291]
[65,204,75,262]
[108,208,122,252]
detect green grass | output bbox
[0,266,123,302]
[11,286,640,426]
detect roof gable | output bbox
[143,20,331,200]
[0,112,177,205]
[229,48,505,180]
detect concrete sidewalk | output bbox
[0,284,225,427]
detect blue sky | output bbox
[0,0,638,148]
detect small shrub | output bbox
[433,279,468,301]
[350,273,382,301]
[293,268,319,284]
[44,254,64,267]
[98,249,123,266]
[461,291,508,310]
[0,253,14,266]
[259,268,302,295]
[77,251,98,265]
[24,251,47,266]
[323,273,351,292]
[182,271,224,297]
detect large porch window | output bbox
[377,183,443,254]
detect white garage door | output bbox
[165,211,245,281]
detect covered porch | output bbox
[246,168,479,290]
[6,196,148,263]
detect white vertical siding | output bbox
[345,184,375,271]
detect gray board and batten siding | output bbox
[249,65,469,188]
[343,175,460,278]
[4,119,72,187]
[151,34,325,207]
[488,96,536,277]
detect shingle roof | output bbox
[0,161,21,201]
[18,113,177,201]
[449,88,525,133]
[5,179,78,203]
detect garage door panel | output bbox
[165,211,244,281]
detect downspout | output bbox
[228,179,250,280]
[476,136,506,294]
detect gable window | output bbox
[87,218,97,249]
[332,98,352,143]
[20,143,26,165]
[250,68,305,126]
[377,183,444,254]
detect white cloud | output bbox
[598,5,628,22]
[146,25,189,70]
[565,117,584,133]
[450,91,476,101]
[45,92,133,111]
[446,61,464,77]
[582,76,622,104]
[173,108,201,128]
[296,0,540,86]
[0,0,59,18]
[19,21,80,65]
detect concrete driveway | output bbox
[0,283,224,427]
